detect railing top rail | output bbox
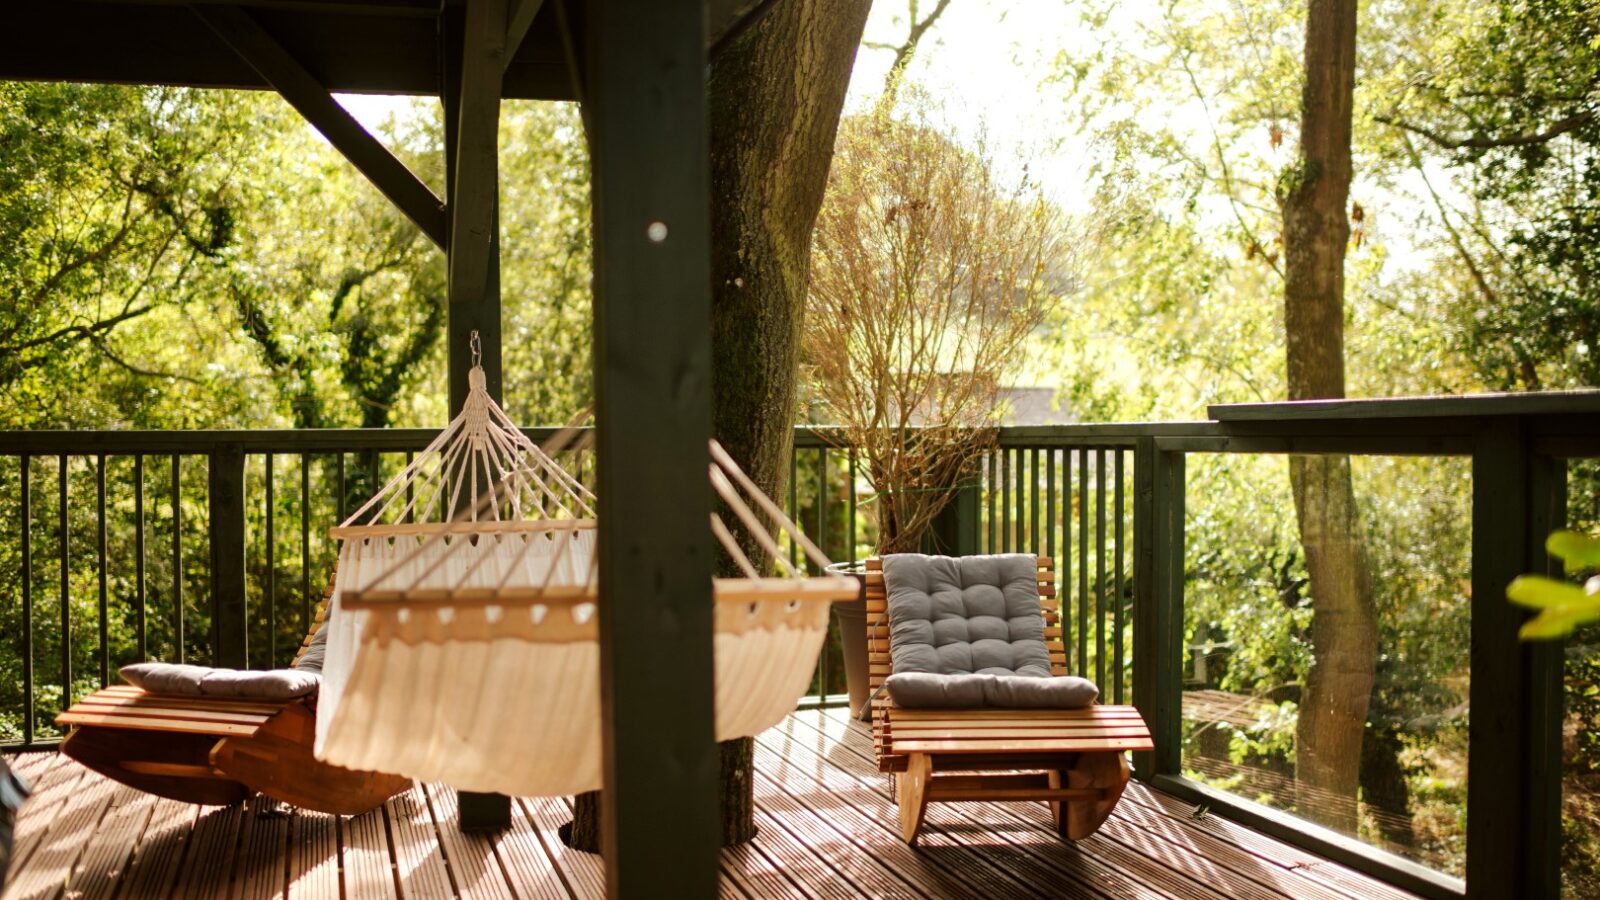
[0,426,583,455]
[1211,390,1600,422]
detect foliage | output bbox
[1509,531,1600,639]
[804,95,1068,552]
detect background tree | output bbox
[1278,0,1375,831]
[804,98,1064,552]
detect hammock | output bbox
[315,360,854,797]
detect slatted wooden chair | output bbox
[866,554,1155,843]
[54,576,409,815]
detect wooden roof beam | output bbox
[190,4,449,248]
[504,0,548,72]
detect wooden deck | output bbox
[2,709,1419,900]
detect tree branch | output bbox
[1374,110,1596,150]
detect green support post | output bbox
[1132,437,1183,780]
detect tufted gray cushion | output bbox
[883,553,1053,677]
[881,552,1100,710]
[120,663,320,701]
[294,622,328,673]
[884,671,1099,709]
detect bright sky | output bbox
[336,1,1098,207]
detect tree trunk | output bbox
[1280,0,1376,834]
[564,0,870,850]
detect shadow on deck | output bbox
[2,709,1419,899]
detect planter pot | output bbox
[826,561,873,722]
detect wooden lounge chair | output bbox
[866,554,1155,843]
[54,578,409,816]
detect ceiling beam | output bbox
[191,4,448,247]
[504,0,548,72]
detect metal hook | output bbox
[470,330,482,368]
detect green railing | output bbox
[4,394,1599,899]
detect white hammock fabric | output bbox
[315,361,854,797]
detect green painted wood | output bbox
[504,0,548,70]
[209,444,248,668]
[1211,390,1600,421]
[190,4,447,247]
[1132,438,1182,780]
[2,2,573,98]
[585,0,718,892]
[1468,421,1562,899]
[444,0,505,414]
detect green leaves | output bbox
[1507,530,1600,640]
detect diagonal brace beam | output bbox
[504,0,547,72]
[190,4,448,248]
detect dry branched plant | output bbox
[804,99,1065,554]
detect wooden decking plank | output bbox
[384,783,455,899]
[757,721,1052,895]
[419,782,514,899]
[836,708,1419,900]
[70,788,156,900]
[286,809,340,899]
[522,796,605,900]
[171,804,243,900]
[342,808,400,900]
[1106,791,1356,900]
[1120,785,1416,900]
[720,842,816,900]
[117,797,202,899]
[797,710,1208,900]
[759,721,1119,899]
[3,771,117,900]
[0,722,1428,900]
[231,799,291,900]
[6,760,90,877]
[751,768,929,899]
[751,742,987,900]
[483,796,569,900]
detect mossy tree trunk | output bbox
[1279,0,1377,833]
[564,0,870,851]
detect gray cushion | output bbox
[294,623,328,673]
[119,663,320,701]
[884,671,1099,709]
[882,553,1053,677]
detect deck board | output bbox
[2,714,1424,899]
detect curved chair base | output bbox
[59,694,408,816]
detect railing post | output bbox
[926,468,981,556]
[209,444,248,668]
[1468,419,1563,898]
[1132,437,1183,779]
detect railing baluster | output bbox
[21,455,32,745]
[172,454,183,664]
[816,447,826,573]
[266,452,276,667]
[1029,447,1040,552]
[986,451,996,553]
[301,453,311,631]
[336,452,347,521]
[1114,448,1126,705]
[1077,447,1089,676]
[97,453,108,687]
[135,454,146,662]
[789,445,799,569]
[1096,447,1108,691]
[1000,448,1011,553]
[59,455,71,711]
[847,447,857,565]
[1046,449,1056,561]
[1063,448,1072,670]
[404,451,415,523]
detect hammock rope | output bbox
[315,341,855,796]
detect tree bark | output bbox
[1279,0,1376,834]
[565,0,870,850]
